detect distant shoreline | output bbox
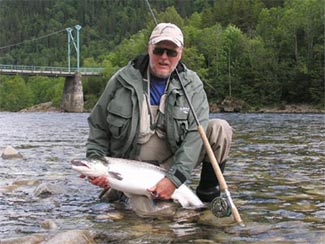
[210,103,324,114]
[1,101,324,114]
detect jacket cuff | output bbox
[86,150,105,160]
[166,169,187,188]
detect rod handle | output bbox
[197,125,244,225]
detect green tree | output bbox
[0,76,33,111]
[27,76,64,106]
[0,0,323,111]
[256,0,324,105]
[218,25,246,99]
[213,0,265,34]
[239,37,281,105]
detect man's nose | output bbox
[161,50,169,58]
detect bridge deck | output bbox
[0,65,103,77]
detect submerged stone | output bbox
[0,179,40,193]
[41,219,58,230]
[0,234,45,244]
[33,183,63,198]
[197,210,234,227]
[45,230,95,244]
[95,211,124,221]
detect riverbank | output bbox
[252,104,325,114]
[12,101,325,114]
[210,103,324,113]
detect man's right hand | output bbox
[80,175,110,189]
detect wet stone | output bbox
[197,210,234,227]
[33,183,63,198]
[95,211,124,221]
[40,219,58,230]
[0,234,45,244]
[45,230,95,244]
[1,146,23,160]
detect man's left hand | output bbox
[147,177,176,200]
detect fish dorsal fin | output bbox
[108,171,123,180]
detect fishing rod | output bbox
[176,68,244,225]
[145,0,158,25]
[144,0,244,226]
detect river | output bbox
[0,112,324,243]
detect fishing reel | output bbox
[210,195,232,217]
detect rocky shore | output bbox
[10,101,325,114]
[210,103,325,113]
[208,97,325,113]
[251,104,325,114]
[19,102,63,113]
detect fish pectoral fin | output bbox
[108,171,123,180]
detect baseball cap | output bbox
[149,23,184,47]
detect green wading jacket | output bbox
[86,55,209,187]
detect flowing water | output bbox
[0,112,324,243]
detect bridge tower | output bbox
[61,73,84,112]
[62,25,83,112]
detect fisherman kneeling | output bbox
[84,23,233,204]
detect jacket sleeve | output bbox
[86,74,119,159]
[166,72,209,187]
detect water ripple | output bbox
[0,112,324,243]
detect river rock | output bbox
[40,219,58,230]
[44,230,95,244]
[1,146,23,159]
[95,211,124,221]
[19,101,61,112]
[0,234,45,244]
[220,97,249,112]
[0,179,40,193]
[197,210,234,227]
[33,183,63,198]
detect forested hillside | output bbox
[0,0,323,111]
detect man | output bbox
[86,23,233,202]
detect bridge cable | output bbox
[0,28,66,51]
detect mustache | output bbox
[159,60,170,65]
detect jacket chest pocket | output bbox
[107,92,132,139]
[172,106,189,144]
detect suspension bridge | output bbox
[0,25,104,112]
[0,64,103,77]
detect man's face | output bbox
[148,41,183,78]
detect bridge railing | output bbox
[0,64,104,76]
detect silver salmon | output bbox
[71,157,204,210]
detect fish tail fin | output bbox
[172,185,204,208]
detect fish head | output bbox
[70,158,108,177]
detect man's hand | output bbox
[147,177,176,200]
[80,175,110,189]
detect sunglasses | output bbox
[152,47,178,57]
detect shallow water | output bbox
[0,112,324,243]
